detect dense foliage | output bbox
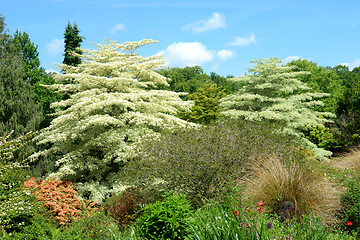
[31,39,195,202]
[123,119,300,205]
[13,30,62,128]
[2,13,360,239]
[178,82,226,124]
[0,131,41,234]
[63,22,84,67]
[136,193,192,240]
[220,58,334,160]
[0,15,42,138]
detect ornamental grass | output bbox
[242,155,340,225]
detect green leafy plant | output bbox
[178,82,226,124]
[52,211,119,240]
[2,211,59,240]
[136,193,193,240]
[186,201,352,240]
[335,170,360,236]
[0,131,40,234]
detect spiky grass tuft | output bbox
[243,155,340,225]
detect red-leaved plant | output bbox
[23,177,97,225]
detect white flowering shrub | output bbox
[0,131,39,234]
[220,58,334,160]
[31,39,196,202]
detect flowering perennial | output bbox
[23,177,97,225]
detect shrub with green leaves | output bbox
[305,125,346,153]
[52,211,119,240]
[136,193,193,240]
[186,201,353,240]
[123,119,299,205]
[336,169,360,236]
[1,211,59,240]
[0,131,40,234]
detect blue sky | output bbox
[2,0,360,76]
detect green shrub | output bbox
[0,131,41,234]
[336,169,360,236]
[2,211,59,240]
[123,119,298,205]
[52,211,119,240]
[186,201,353,240]
[305,125,346,153]
[136,193,193,240]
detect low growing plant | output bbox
[186,201,353,240]
[102,187,142,229]
[136,193,193,240]
[52,211,119,240]
[243,155,340,225]
[0,131,41,234]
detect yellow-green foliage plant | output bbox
[30,39,196,202]
[243,155,340,225]
[220,58,334,160]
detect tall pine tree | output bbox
[31,39,195,202]
[63,22,84,67]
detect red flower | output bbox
[246,223,250,228]
[257,208,264,212]
[257,201,264,207]
[346,221,353,225]
[233,210,239,216]
[245,208,250,212]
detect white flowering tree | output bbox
[31,39,195,201]
[220,58,334,160]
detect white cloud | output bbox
[283,56,312,64]
[182,12,226,33]
[229,33,256,46]
[45,69,60,74]
[44,38,64,55]
[110,23,126,35]
[217,49,235,61]
[159,42,215,67]
[339,58,360,70]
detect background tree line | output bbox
[1,13,360,163]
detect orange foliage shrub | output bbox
[23,177,97,225]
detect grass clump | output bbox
[243,155,341,225]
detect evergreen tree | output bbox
[0,15,42,137]
[179,83,226,124]
[220,58,334,160]
[63,22,84,67]
[13,30,62,128]
[31,39,195,202]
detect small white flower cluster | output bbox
[0,191,35,228]
[0,131,38,230]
